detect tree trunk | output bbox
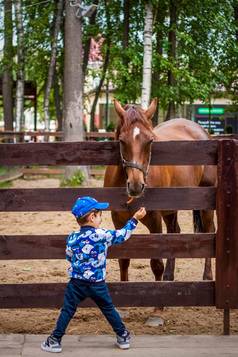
[44,0,64,131]
[15,0,25,132]
[141,2,153,109]
[234,2,238,42]
[82,0,99,79]
[151,2,167,127]
[90,0,111,131]
[165,0,177,121]
[64,0,87,179]
[118,0,130,101]
[123,0,130,51]
[3,0,14,131]
[90,43,110,131]
[53,69,63,132]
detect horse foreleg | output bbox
[200,210,215,280]
[117,259,130,319]
[111,211,132,318]
[111,211,132,281]
[203,258,212,281]
[140,211,164,282]
[150,259,164,281]
[119,259,130,281]
[140,211,166,324]
[163,212,180,281]
[163,259,175,281]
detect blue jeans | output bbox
[52,278,126,340]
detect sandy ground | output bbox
[0,177,238,336]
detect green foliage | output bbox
[0,166,13,187]
[0,181,13,188]
[1,0,238,121]
[106,122,115,132]
[60,170,85,187]
[0,166,8,176]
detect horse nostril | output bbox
[127,182,145,197]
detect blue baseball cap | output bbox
[71,196,109,218]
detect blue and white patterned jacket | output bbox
[65,218,138,282]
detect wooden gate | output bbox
[0,139,238,334]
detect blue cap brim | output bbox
[95,202,109,210]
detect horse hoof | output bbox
[145,316,164,327]
[163,274,174,281]
[203,275,213,281]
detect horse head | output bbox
[114,98,157,198]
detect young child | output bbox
[41,196,146,353]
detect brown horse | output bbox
[104,98,216,283]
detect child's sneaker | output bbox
[41,335,62,353]
[116,330,130,349]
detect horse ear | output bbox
[114,99,126,123]
[144,98,158,120]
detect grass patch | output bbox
[60,170,85,187]
[92,165,106,170]
[0,166,8,176]
[0,181,13,188]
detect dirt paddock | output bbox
[1,177,238,335]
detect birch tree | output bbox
[141,2,153,109]
[43,0,64,131]
[3,0,14,131]
[15,0,25,131]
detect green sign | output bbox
[197,107,225,115]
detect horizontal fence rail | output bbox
[0,131,115,139]
[0,233,215,260]
[0,187,216,211]
[1,131,237,139]
[0,140,218,166]
[0,131,63,137]
[0,281,215,308]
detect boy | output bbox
[41,196,146,353]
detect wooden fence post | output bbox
[216,139,238,335]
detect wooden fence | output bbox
[0,139,238,335]
[0,131,115,142]
[0,130,238,143]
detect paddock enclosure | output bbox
[0,138,238,335]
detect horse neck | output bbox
[104,165,126,187]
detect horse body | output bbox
[149,118,216,189]
[104,100,216,283]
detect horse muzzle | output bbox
[127,181,145,197]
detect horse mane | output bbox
[115,104,153,139]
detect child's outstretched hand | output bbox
[133,207,146,220]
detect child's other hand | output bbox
[133,207,146,220]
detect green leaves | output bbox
[1,0,237,121]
